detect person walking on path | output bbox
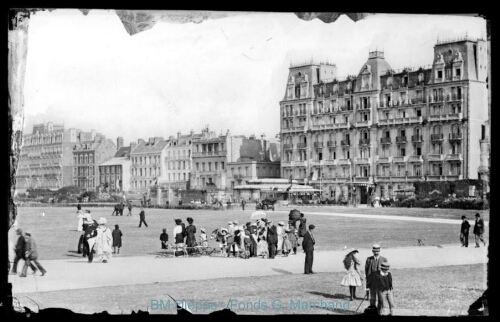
[266,220,278,259]
[341,249,364,301]
[460,215,471,247]
[365,244,388,310]
[185,217,197,254]
[160,228,169,252]
[127,201,133,216]
[373,262,394,316]
[20,231,46,277]
[95,217,113,263]
[474,213,486,248]
[241,199,246,211]
[10,228,26,275]
[112,224,123,254]
[302,224,316,274]
[138,207,148,228]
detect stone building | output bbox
[72,131,116,191]
[16,122,93,192]
[129,137,169,192]
[98,137,132,192]
[280,36,488,204]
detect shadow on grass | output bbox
[271,268,293,275]
[307,291,351,300]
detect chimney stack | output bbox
[130,142,137,151]
[117,137,124,150]
[177,131,181,139]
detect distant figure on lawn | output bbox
[185,217,197,254]
[365,244,388,311]
[241,199,246,211]
[112,224,123,254]
[373,262,394,316]
[266,220,278,259]
[127,201,133,216]
[76,206,84,232]
[341,249,364,301]
[199,228,208,248]
[173,219,185,245]
[112,202,124,216]
[95,217,113,263]
[160,228,169,251]
[474,213,486,248]
[460,216,471,247]
[21,231,47,277]
[138,207,148,228]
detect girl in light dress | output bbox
[257,235,269,258]
[340,249,364,301]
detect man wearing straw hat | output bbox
[374,261,394,316]
[365,244,387,310]
[95,217,113,263]
[302,224,316,274]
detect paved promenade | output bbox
[9,244,488,294]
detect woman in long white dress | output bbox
[340,249,364,301]
[76,209,84,232]
[94,217,113,263]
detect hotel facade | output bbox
[279,36,488,204]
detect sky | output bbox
[22,10,486,146]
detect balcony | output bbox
[293,125,305,131]
[449,133,463,141]
[340,139,351,146]
[359,138,371,145]
[281,161,292,167]
[334,122,350,129]
[192,150,227,157]
[313,142,324,149]
[355,157,371,164]
[429,112,462,122]
[430,134,444,141]
[378,118,396,126]
[451,94,463,101]
[413,97,426,105]
[283,143,294,150]
[380,137,392,144]
[297,143,307,149]
[377,156,392,163]
[233,174,244,181]
[312,124,335,131]
[395,136,407,144]
[408,155,424,163]
[392,156,407,163]
[327,141,337,147]
[411,135,423,142]
[427,154,444,162]
[294,161,307,167]
[356,120,372,127]
[445,153,463,161]
[337,158,351,166]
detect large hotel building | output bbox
[280,36,488,204]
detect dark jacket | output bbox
[461,220,471,234]
[112,229,123,247]
[302,230,315,251]
[24,236,38,259]
[266,225,278,244]
[298,218,307,237]
[373,271,393,291]
[15,234,26,257]
[139,210,145,219]
[160,232,169,243]
[365,255,388,288]
[474,218,485,235]
[186,224,197,246]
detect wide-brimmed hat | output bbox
[284,228,291,233]
[461,216,466,219]
[381,262,390,270]
[228,221,233,225]
[475,213,481,217]
[308,224,315,230]
[345,248,358,256]
[220,228,228,233]
[98,217,107,225]
[278,221,285,226]
[251,223,257,226]
[85,210,91,213]
[233,220,238,225]
[372,244,381,251]
[24,231,31,236]
[200,228,206,233]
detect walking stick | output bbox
[355,292,368,314]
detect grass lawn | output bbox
[280,205,490,221]
[17,263,486,316]
[10,207,488,260]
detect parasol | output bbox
[288,209,301,221]
[250,210,267,220]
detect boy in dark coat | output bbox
[112,225,123,254]
[138,207,148,227]
[160,228,169,251]
[373,262,394,316]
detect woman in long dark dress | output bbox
[112,225,123,254]
[185,217,197,254]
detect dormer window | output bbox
[437,70,443,79]
[402,75,408,87]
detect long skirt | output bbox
[341,270,362,287]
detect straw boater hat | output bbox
[233,220,238,225]
[278,221,285,226]
[372,244,381,251]
[381,262,390,270]
[98,217,107,225]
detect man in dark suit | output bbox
[474,213,486,248]
[460,215,471,247]
[365,244,388,310]
[138,207,148,227]
[10,228,26,275]
[302,224,316,274]
[21,232,47,277]
[266,220,278,259]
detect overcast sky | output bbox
[22,10,486,146]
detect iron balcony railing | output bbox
[411,135,423,142]
[396,136,407,143]
[380,137,392,144]
[431,134,444,141]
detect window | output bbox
[221,162,225,170]
[413,164,422,176]
[397,165,405,176]
[455,68,461,77]
[399,147,406,157]
[446,69,451,79]
[416,109,422,117]
[437,70,443,79]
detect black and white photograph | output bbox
[6,9,490,316]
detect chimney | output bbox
[91,129,96,140]
[117,137,124,150]
[154,137,163,145]
[177,131,181,139]
[130,142,137,151]
[138,138,145,145]
[190,129,194,136]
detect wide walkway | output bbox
[9,244,488,294]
